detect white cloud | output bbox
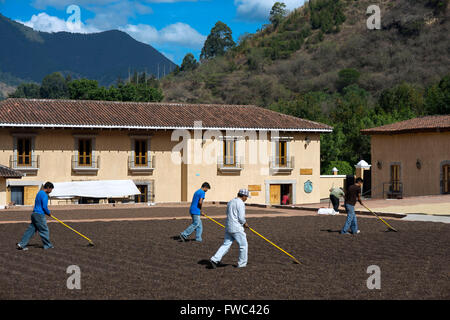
[17,12,100,33]
[120,22,206,49]
[31,0,196,10]
[15,9,205,49]
[31,0,120,10]
[235,0,306,21]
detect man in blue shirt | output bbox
[180,182,211,243]
[17,182,55,250]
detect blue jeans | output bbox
[341,204,358,234]
[211,231,248,268]
[19,213,53,249]
[181,214,203,242]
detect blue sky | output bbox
[0,0,306,64]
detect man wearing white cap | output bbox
[209,189,250,269]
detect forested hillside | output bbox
[162,0,449,173]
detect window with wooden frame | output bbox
[443,165,450,194]
[390,164,401,192]
[223,139,236,166]
[134,140,148,167]
[78,139,92,166]
[17,138,32,166]
[277,140,288,167]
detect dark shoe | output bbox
[179,233,187,242]
[16,243,28,251]
[209,259,218,269]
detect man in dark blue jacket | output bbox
[180,182,211,242]
[17,182,55,250]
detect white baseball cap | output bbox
[238,189,251,198]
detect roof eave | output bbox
[361,127,450,135]
[0,123,333,133]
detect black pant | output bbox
[330,195,340,212]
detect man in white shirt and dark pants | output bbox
[209,189,250,269]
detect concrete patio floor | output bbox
[295,194,450,216]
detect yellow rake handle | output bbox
[202,212,225,228]
[202,212,301,265]
[248,227,301,265]
[51,215,94,244]
[362,205,398,232]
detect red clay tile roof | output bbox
[361,115,450,135]
[0,165,23,178]
[0,99,332,132]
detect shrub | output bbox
[336,68,361,92]
[323,161,354,176]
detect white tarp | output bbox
[318,208,339,215]
[50,180,141,199]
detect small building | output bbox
[0,165,23,208]
[0,98,332,206]
[361,115,450,198]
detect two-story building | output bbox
[362,115,450,198]
[0,98,332,206]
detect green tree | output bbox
[106,85,122,101]
[200,21,235,60]
[336,68,360,92]
[270,91,330,122]
[180,53,199,72]
[270,2,288,28]
[425,75,450,115]
[40,72,69,99]
[323,160,354,176]
[134,84,164,102]
[378,82,424,116]
[116,83,163,102]
[329,85,372,166]
[309,0,346,33]
[87,86,109,101]
[9,83,41,98]
[67,79,99,100]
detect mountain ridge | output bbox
[0,12,176,90]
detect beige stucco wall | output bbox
[0,129,182,204]
[370,132,450,198]
[319,176,346,200]
[184,132,322,205]
[0,128,323,205]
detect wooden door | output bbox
[24,186,40,206]
[135,185,148,203]
[444,165,450,194]
[270,184,281,205]
[391,165,401,192]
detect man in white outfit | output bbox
[209,189,250,269]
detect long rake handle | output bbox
[202,212,301,265]
[50,215,94,243]
[248,227,301,264]
[362,205,398,232]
